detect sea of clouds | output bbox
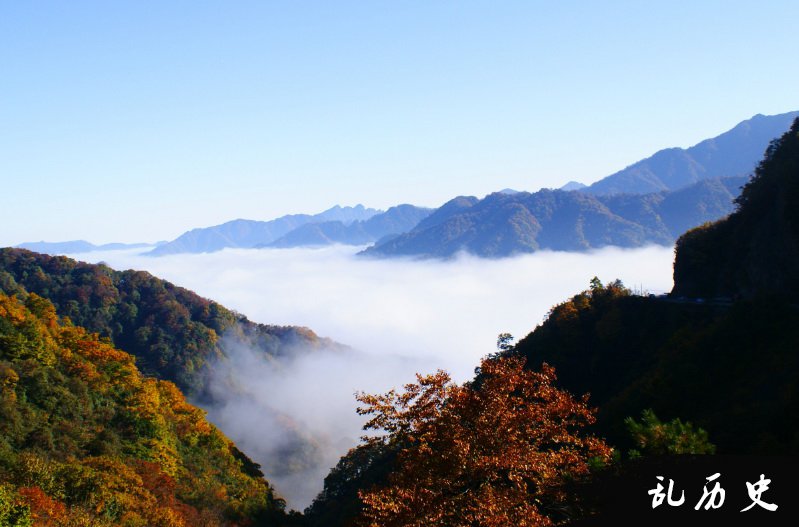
[68,244,675,509]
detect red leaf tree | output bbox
[356,355,612,527]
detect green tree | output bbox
[625,409,715,457]
[0,484,32,527]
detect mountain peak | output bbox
[560,181,587,191]
[585,110,799,196]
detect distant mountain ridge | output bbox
[147,204,379,255]
[17,111,796,260]
[584,111,799,195]
[17,240,156,254]
[358,111,797,259]
[265,204,432,248]
[362,176,746,258]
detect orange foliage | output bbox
[132,460,205,526]
[66,358,100,381]
[25,293,59,329]
[18,486,67,526]
[0,294,28,324]
[75,337,133,366]
[356,356,612,527]
[0,291,279,526]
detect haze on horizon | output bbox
[2,1,799,246]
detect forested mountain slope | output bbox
[0,293,290,526]
[673,118,799,298]
[363,176,745,258]
[0,248,340,397]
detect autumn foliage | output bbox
[354,355,612,527]
[0,292,285,526]
[0,247,336,397]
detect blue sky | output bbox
[1,0,798,245]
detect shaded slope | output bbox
[512,125,799,453]
[673,118,799,298]
[511,283,799,455]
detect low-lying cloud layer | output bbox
[71,245,675,509]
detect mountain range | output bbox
[357,111,798,258]
[362,176,747,258]
[263,204,432,248]
[15,111,798,260]
[583,110,799,195]
[147,204,380,255]
[16,240,158,254]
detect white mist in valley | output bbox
[69,245,675,509]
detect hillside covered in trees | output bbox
[0,292,291,526]
[512,279,799,454]
[0,248,341,398]
[673,117,799,298]
[362,176,745,258]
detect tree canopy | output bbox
[0,292,287,526]
[354,355,612,527]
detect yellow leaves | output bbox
[0,293,28,324]
[74,337,134,369]
[0,363,19,388]
[158,381,214,438]
[0,290,277,526]
[25,293,58,330]
[127,378,162,419]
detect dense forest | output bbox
[0,249,343,500]
[0,292,291,526]
[673,117,799,298]
[512,279,799,453]
[0,249,341,398]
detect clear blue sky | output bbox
[2,0,797,246]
